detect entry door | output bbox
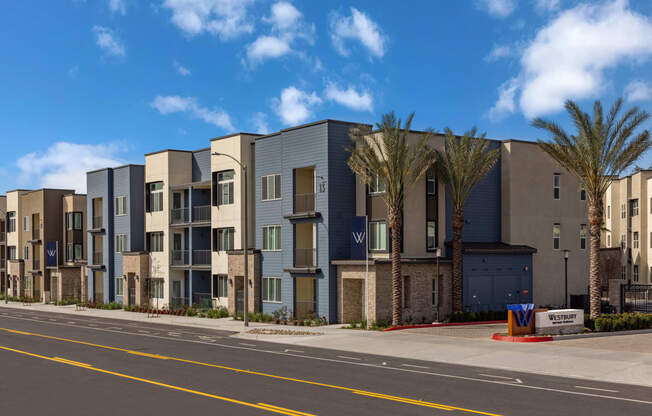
[295,278,316,320]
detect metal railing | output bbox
[624,284,652,313]
[172,250,189,265]
[0,232,5,243]
[295,300,316,320]
[93,251,103,265]
[192,250,211,265]
[294,248,316,268]
[171,208,189,224]
[192,205,211,223]
[93,216,103,229]
[294,193,315,213]
[0,259,5,269]
[32,259,40,270]
[170,296,189,309]
[32,228,40,241]
[192,292,212,309]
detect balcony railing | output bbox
[192,250,211,265]
[93,216,103,229]
[294,193,315,213]
[93,252,103,265]
[32,228,40,241]
[294,248,316,268]
[192,205,211,223]
[1,259,5,269]
[171,208,189,224]
[172,250,189,266]
[32,259,40,270]
[0,232,5,243]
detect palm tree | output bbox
[434,128,500,312]
[347,112,433,326]
[534,99,650,319]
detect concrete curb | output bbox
[491,333,553,342]
[384,320,507,331]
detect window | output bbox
[24,245,29,260]
[115,277,124,296]
[212,274,228,298]
[213,228,235,251]
[369,175,387,194]
[621,204,626,219]
[115,196,127,216]
[262,225,282,250]
[633,232,639,249]
[552,223,560,250]
[426,169,437,252]
[116,234,127,253]
[553,173,560,200]
[8,247,16,260]
[634,265,639,282]
[7,212,15,232]
[580,187,586,201]
[622,265,627,280]
[23,216,29,232]
[650,232,652,249]
[66,212,83,231]
[147,232,164,252]
[607,233,611,247]
[621,233,626,249]
[151,279,164,298]
[74,212,82,230]
[432,277,438,306]
[147,182,164,212]
[67,244,74,262]
[261,174,281,201]
[369,221,388,251]
[607,205,611,220]
[402,276,411,309]
[74,244,82,260]
[262,277,282,302]
[426,169,437,196]
[632,199,639,216]
[580,224,587,250]
[215,170,235,205]
[427,221,436,251]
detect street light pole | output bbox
[435,247,440,322]
[212,152,248,327]
[563,249,569,309]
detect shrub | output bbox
[593,313,652,332]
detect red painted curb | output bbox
[491,333,553,343]
[383,320,507,332]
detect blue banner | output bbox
[350,216,367,260]
[45,241,58,267]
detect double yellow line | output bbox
[0,327,501,416]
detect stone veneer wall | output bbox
[50,267,83,302]
[227,251,261,316]
[122,253,150,306]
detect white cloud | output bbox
[476,0,517,18]
[535,0,561,12]
[251,112,271,134]
[151,95,235,131]
[92,26,126,56]
[625,80,652,102]
[244,2,314,68]
[17,142,126,193]
[329,8,387,58]
[173,60,191,76]
[490,0,652,120]
[273,86,322,125]
[324,82,373,112]
[488,78,520,121]
[484,44,511,62]
[162,0,254,40]
[108,0,126,15]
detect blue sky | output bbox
[1,0,652,194]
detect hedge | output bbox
[588,313,652,332]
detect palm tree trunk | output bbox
[588,201,602,319]
[452,210,464,312]
[389,210,402,326]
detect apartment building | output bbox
[602,170,652,284]
[1,195,6,295]
[5,188,84,301]
[86,164,145,303]
[209,133,259,314]
[141,148,212,309]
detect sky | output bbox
[1,0,652,194]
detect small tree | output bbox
[347,112,433,326]
[434,128,500,312]
[534,99,650,319]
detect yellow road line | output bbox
[257,403,317,416]
[0,327,501,416]
[0,345,311,416]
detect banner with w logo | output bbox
[350,216,367,260]
[46,241,58,267]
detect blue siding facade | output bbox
[256,121,357,322]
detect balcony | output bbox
[192,206,211,223]
[295,193,315,213]
[171,208,189,224]
[294,248,316,268]
[0,232,4,243]
[93,216,103,229]
[192,250,211,265]
[31,259,40,271]
[28,228,41,243]
[93,251,103,266]
[1,259,5,269]
[172,250,189,266]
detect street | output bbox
[0,307,651,415]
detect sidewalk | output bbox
[2,301,652,387]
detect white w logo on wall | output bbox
[352,232,366,244]
[47,250,56,257]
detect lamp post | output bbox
[435,247,441,322]
[212,152,249,327]
[563,249,569,309]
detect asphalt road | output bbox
[1,307,651,416]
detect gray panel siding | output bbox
[462,253,533,311]
[445,141,502,243]
[129,166,145,252]
[192,149,211,183]
[86,169,113,303]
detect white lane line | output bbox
[337,355,361,361]
[49,319,57,322]
[480,374,523,384]
[284,349,305,353]
[107,327,123,331]
[68,322,76,324]
[574,386,619,393]
[238,343,257,347]
[402,364,429,369]
[138,330,150,334]
[168,332,180,336]
[2,313,649,406]
[87,324,97,327]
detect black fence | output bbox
[624,284,652,313]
